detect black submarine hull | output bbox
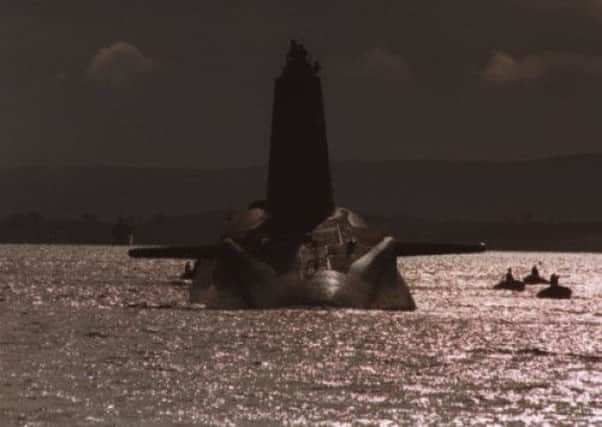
[130,207,485,310]
[188,236,416,310]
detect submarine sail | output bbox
[267,40,334,233]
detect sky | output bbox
[3,1,602,168]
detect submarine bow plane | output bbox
[129,41,486,309]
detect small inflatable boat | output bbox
[494,279,525,291]
[536,285,572,299]
[523,274,549,285]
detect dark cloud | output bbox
[87,41,159,87]
[482,50,602,84]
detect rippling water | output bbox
[1,245,601,426]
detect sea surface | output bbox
[1,245,601,426]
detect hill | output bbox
[1,154,601,222]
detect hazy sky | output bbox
[3,1,602,168]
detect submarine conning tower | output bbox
[267,40,335,234]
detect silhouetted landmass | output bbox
[2,211,602,251]
[376,218,602,252]
[0,212,224,245]
[0,212,113,244]
[1,154,602,250]
[1,154,601,223]
[0,165,264,220]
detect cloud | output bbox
[481,50,602,84]
[337,47,410,82]
[590,0,602,14]
[87,41,158,87]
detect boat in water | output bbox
[494,279,525,291]
[537,274,572,299]
[494,268,525,291]
[523,265,549,285]
[523,274,549,285]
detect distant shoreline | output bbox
[2,212,602,253]
[2,154,602,223]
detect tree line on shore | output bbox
[2,211,602,252]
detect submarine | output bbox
[129,41,486,309]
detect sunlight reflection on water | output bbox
[0,245,601,425]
